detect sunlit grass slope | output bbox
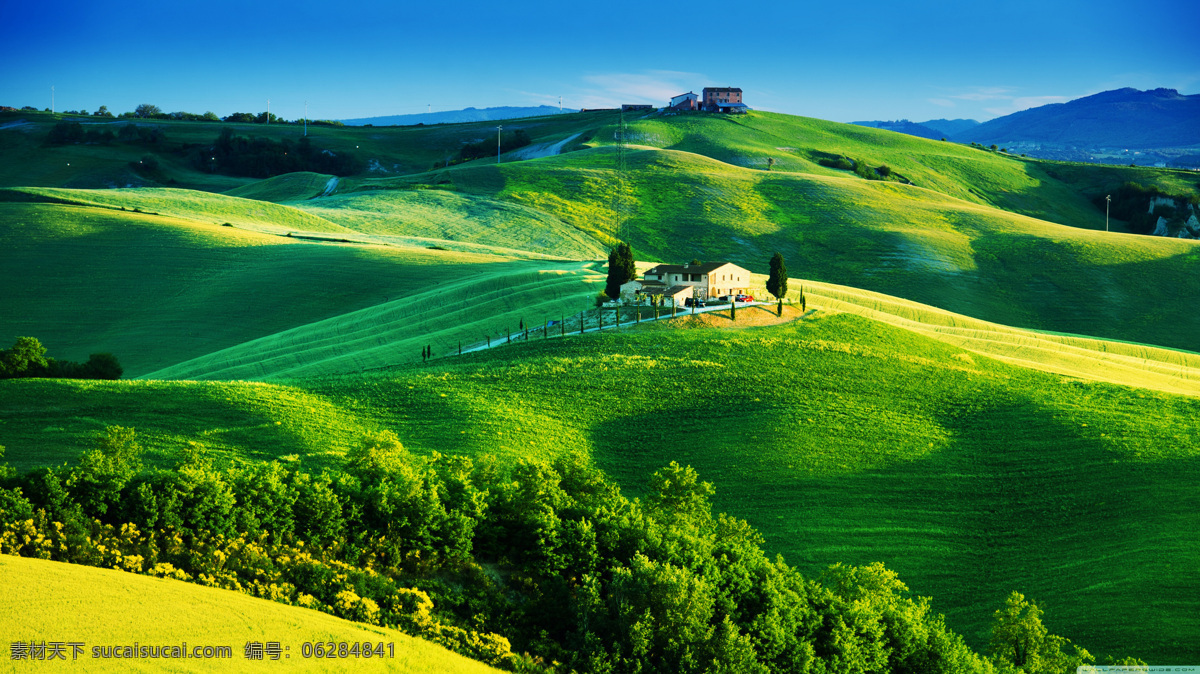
[607,111,1197,228]
[0,201,544,375]
[225,171,336,202]
[0,376,372,472]
[5,186,347,234]
[3,309,1196,662]
[0,556,500,673]
[291,189,608,259]
[377,145,1200,351]
[142,262,607,380]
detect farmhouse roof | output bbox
[703,87,743,93]
[645,261,736,275]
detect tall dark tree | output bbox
[605,243,636,299]
[767,252,789,305]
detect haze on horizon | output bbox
[1,0,1197,125]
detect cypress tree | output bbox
[767,253,788,300]
[605,242,636,299]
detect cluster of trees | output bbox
[816,156,904,182]
[44,121,164,147]
[0,337,121,380]
[459,129,532,162]
[196,128,364,178]
[0,426,1140,672]
[1100,182,1200,235]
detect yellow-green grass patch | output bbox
[0,555,501,673]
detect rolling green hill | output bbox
[291,189,608,259]
[0,555,501,673]
[5,105,1200,668]
[3,302,1198,662]
[369,145,1200,352]
[0,200,578,376]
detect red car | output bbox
[736,294,754,302]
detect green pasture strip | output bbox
[795,280,1200,396]
[0,377,368,471]
[224,171,336,202]
[0,202,517,376]
[6,186,348,233]
[140,263,606,381]
[290,189,608,260]
[0,556,501,673]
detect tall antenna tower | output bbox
[51,86,54,114]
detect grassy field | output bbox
[5,185,348,234]
[5,106,1200,666]
[3,304,1198,662]
[0,200,578,376]
[225,171,336,202]
[0,109,621,191]
[0,555,501,673]
[290,189,608,259]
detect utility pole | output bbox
[497,124,503,163]
[559,95,562,112]
[304,101,308,136]
[428,103,431,114]
[1106,194,1111,232]
[266,99,270,124]
[51,85,54,114]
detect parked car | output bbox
[684,297,707,308]
[736,294,754,302]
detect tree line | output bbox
[0,426,1144,672]
[5,102,344,127]
[0,337,121,380]
[194,129,365,178]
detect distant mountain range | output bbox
[850,119,975,140]
[341,105,575,127]
[855,88,1200,167]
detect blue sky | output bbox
[2,0,1197,123]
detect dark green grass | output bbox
[0,202,547,376]
[3,313,1196,661]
